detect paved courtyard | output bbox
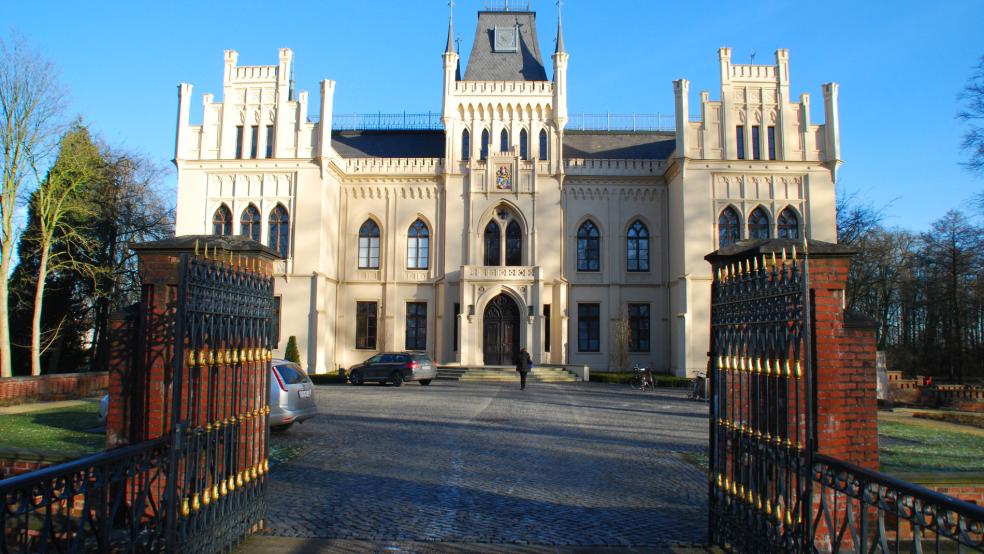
[258,380,709,549]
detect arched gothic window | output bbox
[748,207,770,240]
[777,207,800,239]
[240,204,261,242]
[626,220,650,272]
[484,221,501,266]
[212,204,232,236]
[359,219,381,269]
[718,207,740,247]
[407,219,430,269]
[577,220,601,272]
[519,129,528,160]
[480,129,489,160]
[539,129,548,160]
[500,129,509,153]
[461,129,470,161]
[268,204,290,257]
[505,220,522,266]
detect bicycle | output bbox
[629,365,655,391]
[689,373,707,400]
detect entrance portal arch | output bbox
[483,294,520,366]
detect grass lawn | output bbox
[879,419,984,474]
[0,402,103,456]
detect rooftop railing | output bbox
[317,112,693,131]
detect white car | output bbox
[98,394,109,425]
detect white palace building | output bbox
[173,4,841,377]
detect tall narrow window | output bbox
[235,126,244,159]
[539,129,548,160]
[358,220,381,269]
[519,129,528,160]
[577,220,601,272]
[266,125,274,158]
[407,219,429,269]
[483,221,501,266]
[272,296,282,348]
[718,207,740,247]
[453,303,460,352]
[250,126,259,159]
[626,220,650,272]
[405,302,427,351]
[767,126,776,160]
[777,207,800,239]
[212,204,232,236]
[752,125,761,160]
[748,207,770,239]
[356,301,378,350]
[268,204,290,257]
[480,129,489,160]
[628,303,651,352]
[577,303,600,352]
[500,129,509,153]
[240,204,261,242]
[505,220,522,266]
[735,125,745,160]
[461,129,470,160]
[543,304,551,352]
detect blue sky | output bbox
[6,0,983,231]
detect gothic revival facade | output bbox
[173,7,841,376]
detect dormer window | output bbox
[493,25,518,52]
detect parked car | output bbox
[96,360,317,432]
[348,352,437,386]
[270,359,317,431]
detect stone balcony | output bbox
[462,265,539,283]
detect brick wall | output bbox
[0,372,109,405]
[0,449,73,479]
[808,256,880,470]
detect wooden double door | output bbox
[483,294,520,366]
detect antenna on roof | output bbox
[750,50,756,65]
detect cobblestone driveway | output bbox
[263,381,708,548]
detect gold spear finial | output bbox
[194,239,199,256]
[791,244,797,261]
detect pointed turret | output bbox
[551,1,569,130]
[555,2,565,54]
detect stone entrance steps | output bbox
[437,366,579,383]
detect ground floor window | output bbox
[578,303,600,352]
[406,302,427,351]
[628,303,650,352]
[543,304,551,352]
[453,302,460,352]
[272,296,281,349]
[356,301,378,350]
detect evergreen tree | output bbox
[284,336,300,364]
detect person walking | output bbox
[516,347,533,390]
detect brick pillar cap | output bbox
[705,238,856,265]
[130,235,282,261]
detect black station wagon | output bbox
[347,352,437,386]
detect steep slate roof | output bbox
[462,11,548,81]
[562,131,676,159]
[331,131,445,158]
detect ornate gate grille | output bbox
[0,251,274,553]
[167,254,274,552]
[708,249,814,552]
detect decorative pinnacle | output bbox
[554,0,565,54]
[446,0,455,54]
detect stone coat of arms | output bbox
[495,164,512,191]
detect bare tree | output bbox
[610,308,631,371]
[29,124,101,375]
[959,55,984,177]
[0,35,64,377]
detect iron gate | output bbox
[708,248,815,552]
[166,253,274,552]
[0,250,274,553]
